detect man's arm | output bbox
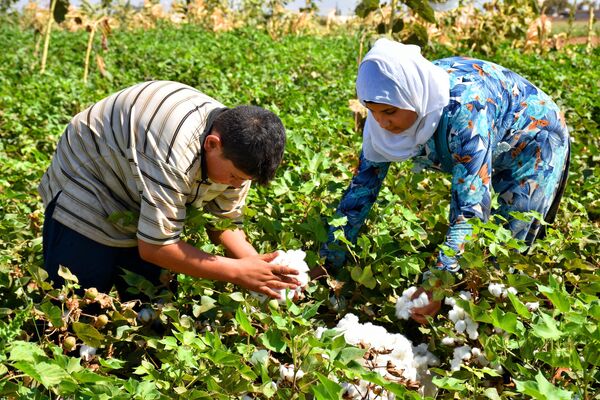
[207,228,258,259]
[137,239,299,298]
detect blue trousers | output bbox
[42,193,169,300]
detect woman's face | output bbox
[365,102,418,134]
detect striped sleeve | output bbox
[203,180,251,226]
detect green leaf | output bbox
[350,265,377,289]
[40,301,64,328]
[260,329,287,353]
[490,306,518,334]
[507,292,532,319]
[14,361,75,388]
[193,296,216,317]
[312,372,343,400]
[538,283,571,313]
[98,357,127,370]
[302,301,322,320]
[73,322,105,347]
[432,376,467,390]
[483,387,502,400]
[515,371,573,399]
[229,292,245,302]
[235,307,256,336]
[336,346,366,365]
[9,341,46,362]
[531,313,563,340]
[58,265,78,283]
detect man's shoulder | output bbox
[122,80,225,108]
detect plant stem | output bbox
[586,1,595,53]
[40,0,58,73]
[83,21,98,83]
[389,0,396,36]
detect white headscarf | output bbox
[356,38,450,162]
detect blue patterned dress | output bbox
[322,57,570,273]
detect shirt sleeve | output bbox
[437,101,494,272]
[203,180,251,228]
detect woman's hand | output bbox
[410,286,442,324]
[230,252,300,299]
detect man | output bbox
[39,80,299,299]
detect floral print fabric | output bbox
[323,57,570,273]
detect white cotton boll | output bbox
[451,345,472,371]
[458,291,472,301]
[455,320,467,333]
[395,298,412,320]
[279,364,296,382]
[395,286,426,320]
[441,336,456,346]
[488,283,505,298]
[507,287,518,295]
[448,309,459,323]
[315,326,326,339]
[526,302,540,312]
[493,363,504,374]
[444,297,456,306]
[402,286,418,299]
[260,249,311,304]
[466,319,479,340]
[79,344,96,361]
[412,292,430,309]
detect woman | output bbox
[320,38,570,321]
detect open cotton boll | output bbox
[279,363,304,382]
[525,301,540,312]
[450,345,472,371]
[395,286,429,320]
[79,344,96,361]
[488,283,505,298]
[250,249,310,303]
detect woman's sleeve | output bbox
[321,151,390,272]
[437,103,494,272]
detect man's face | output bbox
[203,132,252,188]
[365,102,418,134]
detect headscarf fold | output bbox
[356,38,450,162]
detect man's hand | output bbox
[230,252,301,299]
[410,287,442,324]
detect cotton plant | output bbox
[251,249,310,303]
[319,313,439,398]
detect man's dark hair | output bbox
[212,105,286,185]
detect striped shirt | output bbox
[39,81,251,247]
